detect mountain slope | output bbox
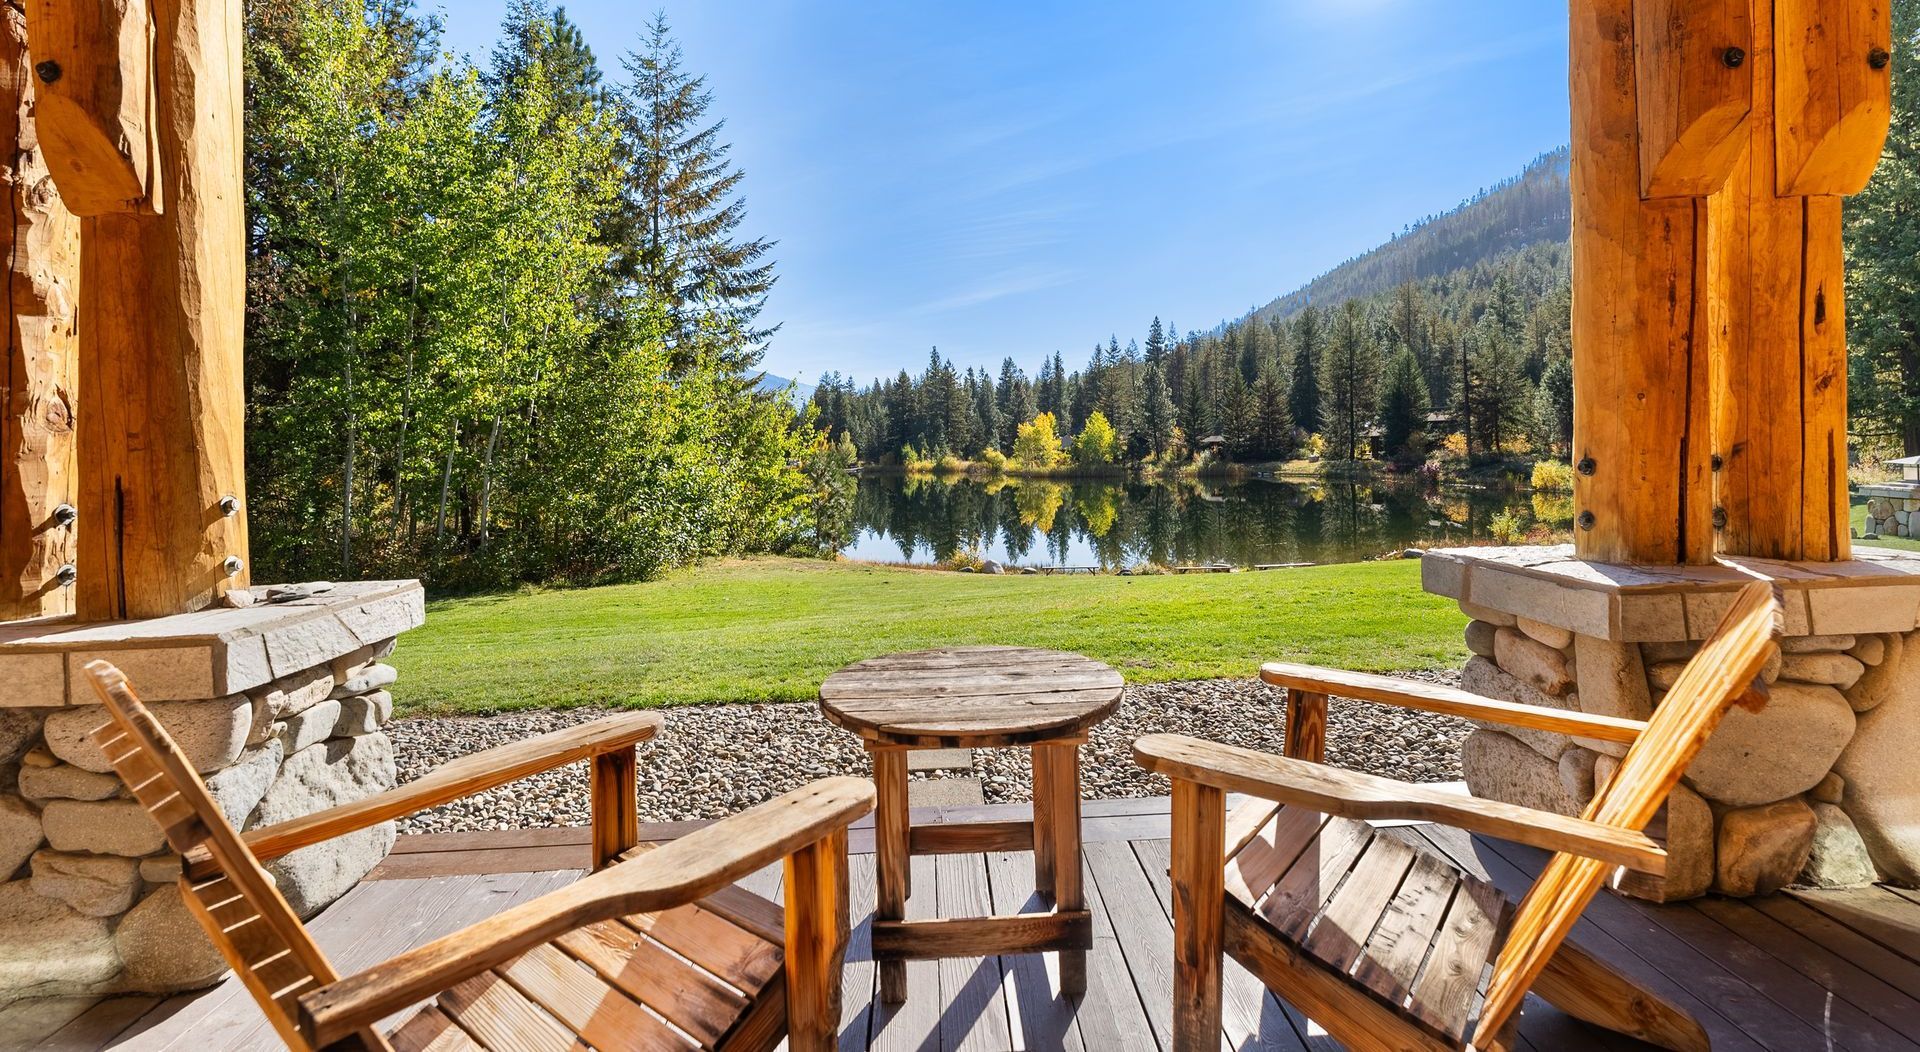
[1255,148,1570,322]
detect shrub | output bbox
[1489,511,1525,545]
[1530,459,1576,494]
[934,451,966,474]
[1300,433,1328,460]
[941,547,988,572]
[1440,432,1469,458]
[979,448,1008,474]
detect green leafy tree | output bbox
[1011,412,1067,468]
[1846,0,1920,454]
[1072,411,1122,466]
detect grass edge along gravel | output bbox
[390,556,1468,716]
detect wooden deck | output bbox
[9,797,1920,1051]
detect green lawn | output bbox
[391,557,1467,715]
[1854,498,1920,552]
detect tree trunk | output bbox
[0,0,79,620]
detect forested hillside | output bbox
[1256,149,1571,323]
[245,1,826,589]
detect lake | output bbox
[841,473,1565,569]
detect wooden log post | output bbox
[783,826,851,1052]
[1571,0,1746,566]
[0,0,78,620]
[26,0,248,619]
[1283,689,1328,763]
[1711,0,1890,562]
[588,747,638,870]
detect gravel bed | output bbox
[387,673,1469,835]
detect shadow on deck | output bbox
[9,797,1919,1050]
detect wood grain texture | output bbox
[299,778,874,1046]
[0,0,78,621]
[820,647,1121,748]
[869,911,1091,960]
[871,747,910,1003]
[589,747,638,871]
[1134,735,1668,873]
[1281,689,1327,762]
[783,827,849,1052]
[21,0,159,215]
[1168,779,1224,1052]
[1261,662,1648,744]
[27,0,250,619]
[1038,741,1087,993]
[1773,0,1893,196]
[1636,0,1752,198]
[1571,0,1716,564]
[1710,3,1855,563]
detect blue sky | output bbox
[437,1,1570,386]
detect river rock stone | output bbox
[44,697,250,774]
[1847,632,1906,712]
[1648,661,1686,691]
[30,850,142,917]
[1571,635,1651,758]
[1463,729,1583,817]
[1684,683,1855,807]
[41,799,168,857]
[256,734,397,917]
[250,667,336,720]
[204,741,283,829]
[1494,628,1573,697]
[1,794,43,878]
[1801,803,1877,888]
[19,763,122,802]
[335,691,393,737]
[139,855,184,883]
[1600,755,1714,902]
[1516,617,1574,650]
[1464,621,1498,659]
[1461,657,1575,759]
[1848,635,1887,667]
[1558,747,1598,805]
[1782,635,1856,654]
[1641,641,1697,664]
[0,879,119,996]
[1715,798,1816,897]
[1835,631,1920,884]
[0,710,44,765]
[1812,771,1845,806]
[276,699,342,755]
[1777,653,1865,689]
[115,884,227,990]
[1460,601,1517,627]
[331,662,397,699]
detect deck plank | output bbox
[1071,848,1160,1051]
[838,851,882,1052]
[1085,838,1179,1051]
[983,850,1086,1052]
[933,852,1014,1051]
[869,854,941,1052]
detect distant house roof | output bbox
[1197,435,1228,446]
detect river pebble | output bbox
[388,673,1469,835]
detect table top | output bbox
[819,646,1124,748]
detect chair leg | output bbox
[1170,778,1225,1052]
[589,748,638,870]
[784,828,850,1052]
[1534,938,1710,1052]
[872,747,910,1003]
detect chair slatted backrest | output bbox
[1470,582,1780,1048]
[83,661,393,1052]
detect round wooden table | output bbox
[820,646,1124,1002]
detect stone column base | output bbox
[1859,483,1920,539]
[0,581,424,1003]
[1422,545,1920,901]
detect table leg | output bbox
[873,746,911,1003]
[1034,741,1086,994]
[1032,744,1057,899]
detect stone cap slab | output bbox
[0,581,424,707]
[1857,483,1920,499]
[1421,545,1920,643]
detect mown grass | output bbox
[391,557,1466,715]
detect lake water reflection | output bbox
[841,473,1562,569]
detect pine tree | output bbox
[970,369,1001,455]
[1320,302,1381,460]
[1846,0,1920,453]
[1141,362,1177,458]
[1378,347,1431,458]
[1538,352,1575,451]
[1290,306,1325,433]
[1144,316,1169,367]
[1461,320,1531,455]
[620,13,775,369]
[1248,369,1295,459]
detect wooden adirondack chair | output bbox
[1135,580,1781,1052]
[80,660,874,1052]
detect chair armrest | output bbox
[185,712,663,878]
[1134,734,1665,874]
[1261,661,1647,745]
[297,776,875,1047]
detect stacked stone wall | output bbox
[1458,602,1915,901]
